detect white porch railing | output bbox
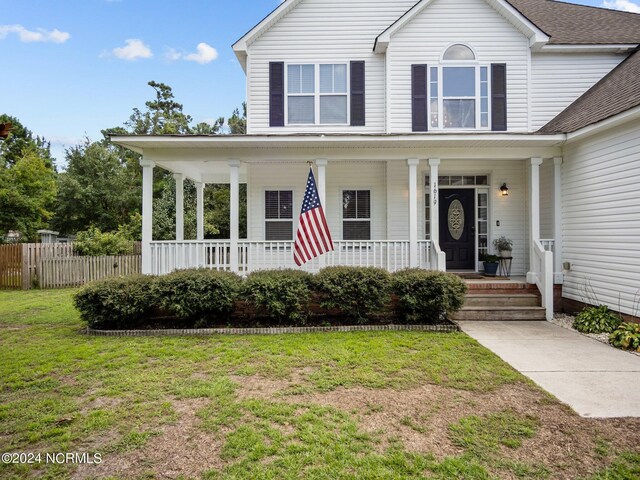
[533,239,554,321]
[150,240,432,275]
[430,241,447,272]
[539,239,555,253]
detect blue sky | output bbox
[1,0,638,166]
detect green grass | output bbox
[0,289,638,479]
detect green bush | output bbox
[243,269,313,325]
[153,269,241,326]
[314,266,392,322]
[73,275,155,329]
[573,305,622,334]
[74,226,134,256]
[609,322,640,352]
[392,269,467,323]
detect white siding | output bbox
[387,0,530,133]
[530,53,624,131]
[247,161,387,241]
[246,0,415,134]
[562,119,640,316]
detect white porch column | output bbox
[528,157,543,283]
[196,181,205,241]
[553,157,564,284]
[428,158,441,247]
[174,173,184,241]
[315,159,328,268]
[140,159,155,274]
[229,160,240,273]
[407,158,420,268]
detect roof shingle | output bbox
[506,0,640,45]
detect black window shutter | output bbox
[269,62,285,127]
[350,61,365,126]
[491,64,507,131]
[411,64,428,132]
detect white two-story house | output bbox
[112,0,640,321]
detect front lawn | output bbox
[0,289,639,479]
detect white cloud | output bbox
[601,0,640,13]
[164,42,219,64]
[0,24,70,43]
[184,42,218,64]
[110,39,153,60]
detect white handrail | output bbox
[539,239,555,253]
[533,239,554,321]
[430,241,446,272]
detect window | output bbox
[430,45,490,129]
[287,63,348,125]
[265,190,293,241]
[342,190,370,240]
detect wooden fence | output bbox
[0,243,142,289]
[0,244,22,289]
[38,255,142,289]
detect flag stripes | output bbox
[294,168,334,266]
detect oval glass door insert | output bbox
[448,199,465,240]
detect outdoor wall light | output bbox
[499,183,509,196]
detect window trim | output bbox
[341,188,371,241]
[429,44,491,131]
[264,188,295,242]
[284,62,351,126]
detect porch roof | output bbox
[111,132,565,154]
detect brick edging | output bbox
[85,323,460,337]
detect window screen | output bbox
[265,190,294,241]
[342,190,371,240]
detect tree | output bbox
[53,140,139,234]
[0,149,57,240]
[0,114,54,169]
[227,102,247,135]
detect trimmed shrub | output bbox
[573,305,621,334]
[153,269,242,327]
[314,266,392,322]
[242,269,313,325]
[609,322,640,352]
[392,269,467,323]
[73,275,155,329]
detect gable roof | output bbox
[506,0,640,45]
[539,48,640,134]
[374,0,550,53]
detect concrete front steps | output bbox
[450,281,546,321]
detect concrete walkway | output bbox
[458,321,640,418]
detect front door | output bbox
[439,189,475,270]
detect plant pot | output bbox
[483,262,499,276]
[500,250,512,258]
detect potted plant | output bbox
[493,236,513,258]
[480,254,500,277]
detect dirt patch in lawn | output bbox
[230,373,640,479]
[72,374,640,480]
[73,398,226,480]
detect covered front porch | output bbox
[113,133,565,319]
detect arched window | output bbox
[429,44,489,129]
[443,44,475,61]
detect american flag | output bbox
[294,168,334,266]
